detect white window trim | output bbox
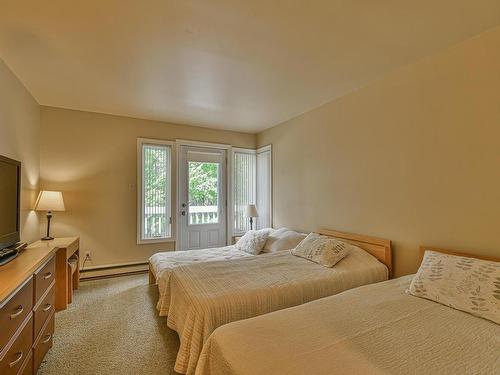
[226,146,233,245]
[257,144,273,229]
[175,140,231,250]
[175,139,232,150]
[137,137,175,244]
[257,144,272,153]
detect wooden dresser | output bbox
[0,245,57,374]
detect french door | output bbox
[177,145,227,250]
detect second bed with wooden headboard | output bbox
[196,246,500,375]
[163,228,392,375]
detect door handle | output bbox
[181,211,186,216]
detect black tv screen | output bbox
[0,155,21,250]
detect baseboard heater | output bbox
[80,261,149,280]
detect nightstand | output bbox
[28,237,80,311]
[233,236,242,244]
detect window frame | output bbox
[256,144,273,230]
[137,138,175,244]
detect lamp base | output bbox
[42,211,54,241]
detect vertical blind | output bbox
[256,147,272,229]
[233,151,256,234]
[141,143,171,240]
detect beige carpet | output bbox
[39,274,180,375]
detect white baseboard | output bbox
[80,261,149,279]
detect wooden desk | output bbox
[28,237,80,311]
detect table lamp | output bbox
[35,191,66,240]
[245,204,258,230]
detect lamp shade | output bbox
[245,204,258,218]
[35,191,66,212]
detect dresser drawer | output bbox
[0,313,33,375]
[34,256,55,303]
[34,284,55,340]
[0,278,33,352]
[18,349,33,375]
[33,312,54,373]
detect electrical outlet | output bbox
[84,251,91,259]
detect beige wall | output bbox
[258,27,500,277]
[0,59,40,244]
[40,107,256,268]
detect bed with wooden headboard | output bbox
[160,227,392,375]
[419,245,500,263]
[149,227,393,284]
[318,228,392,277]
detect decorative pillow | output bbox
[290,232,351,267]
[408,250,500,325]
[262,228,306,253]
[262,228,289,252]
[236,229,271,255]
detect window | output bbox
[231,145,272,235]
[137,139,172,243]
[232,149,256,234]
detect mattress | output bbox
[196,275,500,375]
[149,246,253,314]
[164,247,388,374]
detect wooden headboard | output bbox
[318,228,393,277]
[419,246,500,263]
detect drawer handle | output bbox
[9,305,24,319]
[9,351,23,368]
[43,272,53,280]
[43,303,52,312]
[42,334,52,344]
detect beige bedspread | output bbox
[165,247,388,374]
[149,246,253,314]
[196,275,500,375]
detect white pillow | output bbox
[236,229,271,255]
[263,228,306,253]
[408,250,500,325]
[290,232,351,267]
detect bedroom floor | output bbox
[39,274,181,375]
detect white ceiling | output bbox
[0,1,499,133]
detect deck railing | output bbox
[144,205,218,238]
[188,205,218,224]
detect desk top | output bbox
[28,237,79,250]
[0,245,57,304]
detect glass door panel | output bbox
[188,161,220,225]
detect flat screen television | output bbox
[0,155,21,250]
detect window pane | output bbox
[142,144,170,240]
[188,161,219,225]
[233,152,256,233]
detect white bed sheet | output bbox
[149,246,254,314]
[196,275,500,375]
